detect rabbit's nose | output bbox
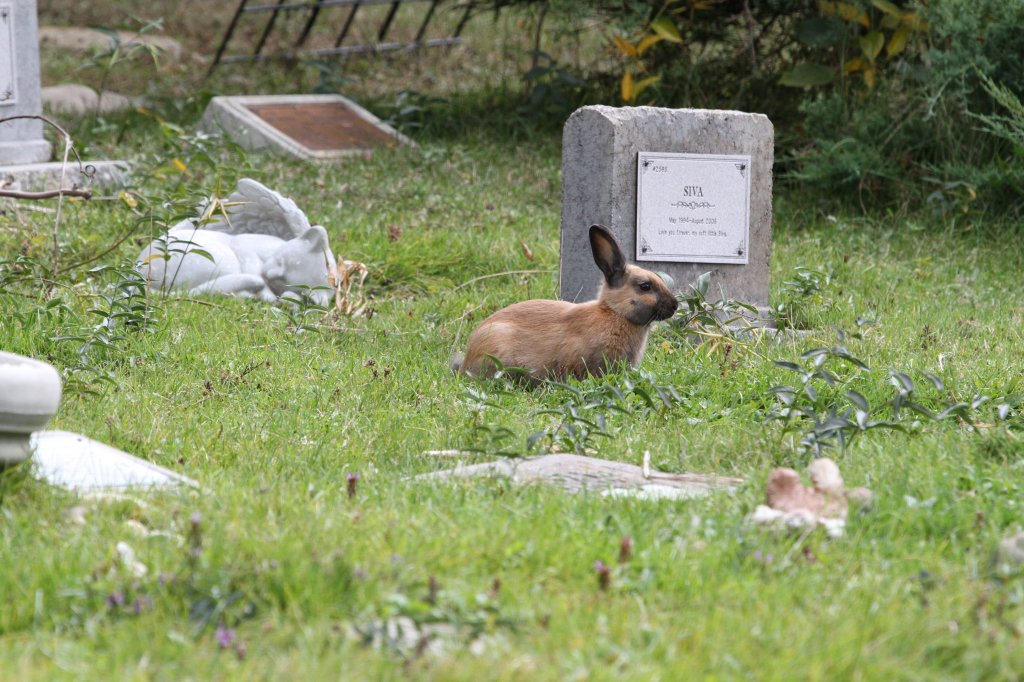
[658,296,679,320]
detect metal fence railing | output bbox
[208,0,476,75]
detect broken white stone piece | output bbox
[0,351,62,466]
[765,458,848,518]
[115,541,148,578]
[996,532,1024,571]
[65,505,88,525]
[418,453,741,499]
[136,178,338,306]
[846,486,874,511]
[601,483,711,501]
[30,430,198,491]
[807,457,844,494]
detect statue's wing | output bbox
[208,178,311,239]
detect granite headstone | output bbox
[560,106,773,315]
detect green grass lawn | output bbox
[3,7,1024,677]
[2,122,1023,679]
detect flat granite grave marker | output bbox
[560,106,773,316]
[418,453,742,500]
[200,94,412,161]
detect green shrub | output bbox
[777,1,1024,212]
[925,0,1024,109]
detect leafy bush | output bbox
[470,0,1024,213]
[975,77,1024,150]
[924,0,1024,111]
[787,0,1024,211]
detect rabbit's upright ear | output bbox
[589,224,626,287]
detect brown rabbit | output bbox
[454,224,678,382]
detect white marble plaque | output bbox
[635,151,751,264]
[30,431,199,491]
[0,5,15,106]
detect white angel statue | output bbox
[136,179,338,306]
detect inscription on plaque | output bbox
[0,5,16,106]
[636,151,751,264]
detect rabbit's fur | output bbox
[454,224,678,382]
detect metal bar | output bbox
[319,36,461,54]
[217,36,462,64]
[208,0,250,74]
[294,2,322,47]
[0,188,92,200]
[243,0,432,12]
[453,1,474,38]
[377,1,401,42]
[253,0,289,57]
[211,0,477,69]
[334,1,361,48]
[413,0,439,42]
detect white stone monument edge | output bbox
[30,430,201,492]
[0,4,17,106]
[0,0,51,164]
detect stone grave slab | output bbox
[30,430,198,492]
[560,106,773,316]
[418,453,741,500]
[200,94,412,160]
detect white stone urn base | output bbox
[0,351,62,466]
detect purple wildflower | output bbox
[594,560,611,591]
[216,625,236,649]
[132,596,153,615]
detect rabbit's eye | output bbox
[639,281,652,292]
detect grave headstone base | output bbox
[0,140,52,166]
[0,160,130,193]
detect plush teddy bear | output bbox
[749,457,873,537]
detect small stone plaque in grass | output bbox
[200,94,412,161]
